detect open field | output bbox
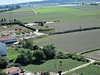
[82,50,100,60]
[23,59,86,73]
[66,65,100,75]
[35,29,100,53]
[0,5,100,23]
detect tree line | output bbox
[0,5,21,13]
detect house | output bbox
[0,42,7,56]
[0,36,17,44]
[2,67,24,75]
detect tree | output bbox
[21,38,34,49]
[42,43,56,59]
[33,50,46,62]
[0,56,8,69]
[15,50,33,65]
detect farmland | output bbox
[82,50,100,60]
[0,5,100,23]
[66,64,100,75]
[35,29,100,53]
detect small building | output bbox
[0,36,17,44]
[0,42,7,56]
[2,67,24,75]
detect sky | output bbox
[0,0,45,5]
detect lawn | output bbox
[23,59,86,73]
[66,65,100,75]
[5,48,19,60]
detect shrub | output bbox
[55,50,66,59]
[0,56,8,69]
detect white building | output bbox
[0,42,7,56]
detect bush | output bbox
[0,56,8,69]
[55,50,66,59]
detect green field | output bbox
[0,5,100,23]
[35,7,81,13]
[23,59,86,73]
[66,65,100,75]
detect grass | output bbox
[23,59,86,73]
[35,7,81,13]
[5,48,19,60]
[66,65,100,75]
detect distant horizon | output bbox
[0,0,45,5]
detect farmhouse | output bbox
[2,67,24,75]
[0,36,17,44]
[0,42,7,56]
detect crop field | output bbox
[23,59,86,73]
[46,18,100,32]
[82,50,100,60]
[35,29,100,53]
[0,5,100,23]
[66,65,100,75]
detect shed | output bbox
[0,36,17,44]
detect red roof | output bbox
[2,67,21,74]
[0,36,15,41]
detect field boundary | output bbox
[77,48,100,55]
[49,26,100,35]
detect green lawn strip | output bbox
[66,65,100,75]
[77,48,100,55]
[23,59,86,73]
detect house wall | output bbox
[0,42,7,55]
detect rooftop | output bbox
[0,36,15,41]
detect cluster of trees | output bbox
[0,5,21,13]
[15,42,56,65]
